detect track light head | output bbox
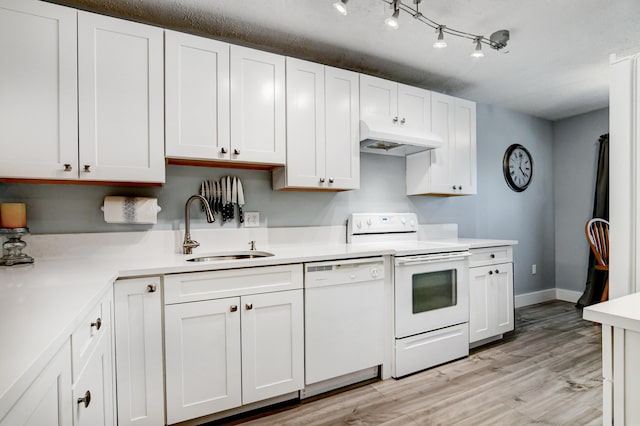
[433,25,447,49]
[489,30,510,50]
[470,37,484,58]
[385,1,400,29]
[333,0,348,16]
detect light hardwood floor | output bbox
[220,301,602,425]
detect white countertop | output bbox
[0,233,516,413]
[583,292,640,332]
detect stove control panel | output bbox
[348,213,417,236]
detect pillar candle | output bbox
[0,203,27,229]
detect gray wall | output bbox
[553,108,609,293]
[0,103,555,296]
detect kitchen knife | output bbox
[230,177,236,220]
[220,177,227,221]
[226,176,232,220]
[213,180,219,214]
[237,177,245,223]
[208,179,215,212]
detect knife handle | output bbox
[239,207,244,223]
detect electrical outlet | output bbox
[532,264,537,275]
[244,212,260,228]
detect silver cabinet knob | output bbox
[83,165,91,173]
[489,270,493,275]
[245,303,253,310]
[400,117,406,124]
[230,305,238,312]
[490,254,495,258]
[392,116,398,123]
[220,147,228,154]
[495,269,499,274]
[233,149,240,155]
[458,185,462,190]
[77,390,91,408]
[452,185,456,190]
[329,177,334,183]
[91,318,102,331]
[319,177,326,183]
[146,284,156,293]
[64,163,73,172]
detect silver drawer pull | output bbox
[147,284,156,293]
[233,149,240,155]
[220,147,228,154]
[91,318,102,331]
[83,164,91,173]
[490,254,495,258]
[77,390,91,408]
[489,270,493,275]
[64,164,73,172]
[245,303,253,310]
[230,305,238,312]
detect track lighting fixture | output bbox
[333,0,348,16]
[331,1,510,58]
[385,1,400,29]
[470,37,484,58]
[433,25,447,49]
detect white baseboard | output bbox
[515,288,584,308]
[515,289,556,308]
[555,288,583,304]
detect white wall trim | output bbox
[555,288,583,304]
[515,289,556,308]
[515,288,584,308]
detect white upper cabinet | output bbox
[78,12,165,183]
[273,58,359,190]
[230,45,286,165]
[406,93,477,195]
[360,74,431,135]
[165,30,230,161]
[0,0,78,180]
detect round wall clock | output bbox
[503,144,533,192]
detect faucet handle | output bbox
[183,239,200,254]
[249,240,256,251]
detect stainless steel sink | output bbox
[186,251,275,262]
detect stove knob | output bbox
[401,217,406,225]
[410,220,416,227]
[367,218,373,226]
[371,268,379,278]
[356,221,362,229]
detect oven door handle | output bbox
[395,252,471,265]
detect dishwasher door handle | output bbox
[396,252,471,266]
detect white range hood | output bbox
[359,120,443,156]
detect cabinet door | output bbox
[0,0,78,180]
[72,331,114,426]
[241,289,304,404]
[428,92,456,194]
[359,74,397,130]
[398,84,431,136]
[493,263,515,335]
[78,12,164,183]
[453,98,477,194]
[469,265,492,343]
[0,341,72,426]
[230,45,285,165]
[165,297,241,424]
[283,57,325,188]
[165,30,230,161]
[325,66,360,190]
[114,277,164,426]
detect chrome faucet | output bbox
[183,194,215,254]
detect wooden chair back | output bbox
[586,218,609,270]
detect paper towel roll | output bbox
[102,196,160,224]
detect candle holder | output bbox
[0,228,34,266]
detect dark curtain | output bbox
[577,133,609,308]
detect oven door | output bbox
[394,252,470,338]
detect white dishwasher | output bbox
[304,257,385,388]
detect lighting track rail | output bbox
[333,0,510,57]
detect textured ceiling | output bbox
[49,0,640,120]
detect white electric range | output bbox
[347,213,471,377]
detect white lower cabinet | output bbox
[0,341,72,426]
[113,277,164,426]
[71,289,114,426]
[164,265,304,424]
[468,247,515,345]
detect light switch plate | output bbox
[244,212,260,227]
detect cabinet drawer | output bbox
[164,264,303,304]
[71,290,112,381]
[469,246,513,267]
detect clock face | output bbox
[503,144,533,192]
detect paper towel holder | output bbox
[100,205,162,212]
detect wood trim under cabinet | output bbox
[166,157,279,171]
[0,178,163,187]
